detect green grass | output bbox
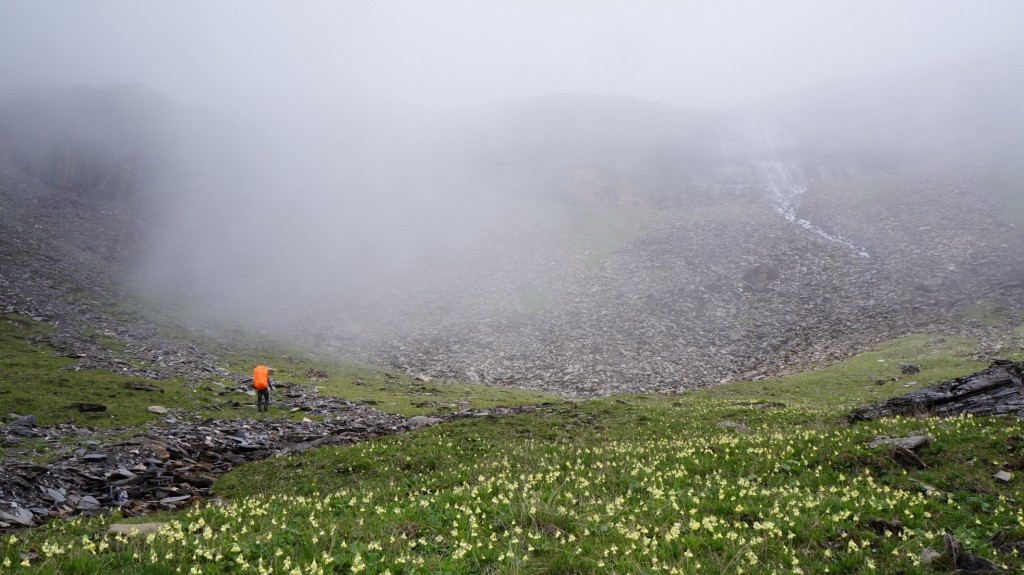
[703,334,986,409]
[534,200,734,271]
[219,345,560,418]
[556,204,670,270]
[0,315,219,429]
[4,327,1023,574]
[1,312,560,436]
[78,327,130,358]
[1006,326,1024,362]
[963,300,1012,328]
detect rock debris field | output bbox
[0,378,551,529]
[337,164,1024,396]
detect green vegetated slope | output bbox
[537,198,739,271]
[547,203,676,271]
[220,344,560,418]
[4,332,1023,574]
[0,314,559,429]
[702,334,993,408]
[0,315,210,429]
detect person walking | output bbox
[254,364,271,412]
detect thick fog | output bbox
[2,1,1023,336]
[4,1,1023,110]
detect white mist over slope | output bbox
[2,1,1023,350]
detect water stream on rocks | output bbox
[759,161,870,258]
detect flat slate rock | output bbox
[75,496,100,510]
[866,435,933,450]
[11,415,37,428]
[108,522,166,535]
[0,508,34,526]
[407,415,442,429]
[717,420,751,433]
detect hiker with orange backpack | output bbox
[254,365,272,412]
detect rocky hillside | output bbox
[340,156,1024,396]
[325,66,1024,395]
[0,86,223,384]
[1,74,1023,398]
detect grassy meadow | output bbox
[219,346,559,418]
[0,314,210,429]
[2,317,1023,574]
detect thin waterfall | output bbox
[758,161,870,258]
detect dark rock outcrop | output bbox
[1,388,555,528]
[849,360,1024,421]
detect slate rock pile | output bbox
[1,383,553,529]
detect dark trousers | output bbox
[257,388,270,412]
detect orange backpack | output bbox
[253,365,269,390]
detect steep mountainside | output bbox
[342,159,1024,395]
[1,72,1023,397]
[0,91,223,382]
[322,65,1024,395]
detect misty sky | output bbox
[3,1,1022,111]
